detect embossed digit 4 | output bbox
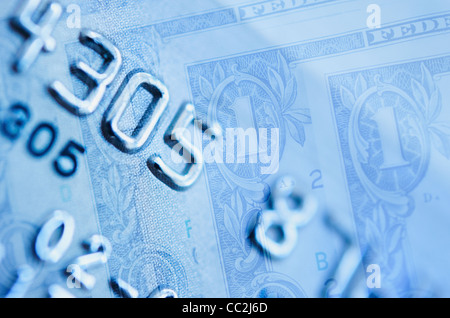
[68,235,112,290]
[10,18,221,188]
[10,0,62,73]
[27,123,57,157]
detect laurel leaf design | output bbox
[340,86,356,110]
[354,74,368,97]
[429,122,450,159]
[267,67,284,99]
[213,64,225,88]
[199,76,214,100]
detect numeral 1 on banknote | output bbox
[372,107,408,169]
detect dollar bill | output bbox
[0,0,449,298]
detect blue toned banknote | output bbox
[0,0,449,298]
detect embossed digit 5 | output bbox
[148,103,221,190]
[53,140,85,177]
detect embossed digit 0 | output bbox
[10,0,62,73]
[35,210,75,263]
[102,72,169,153]
[26,122,57,157]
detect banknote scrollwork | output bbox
[339,63,449,217]
[336,61,449,295]
[101,164,137,244]
[190,50,314,295]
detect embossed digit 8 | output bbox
[254,176,318,258]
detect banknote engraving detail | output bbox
[329,57,450,296]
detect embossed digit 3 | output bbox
[49,29,122,116]
[10,0,223,189]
